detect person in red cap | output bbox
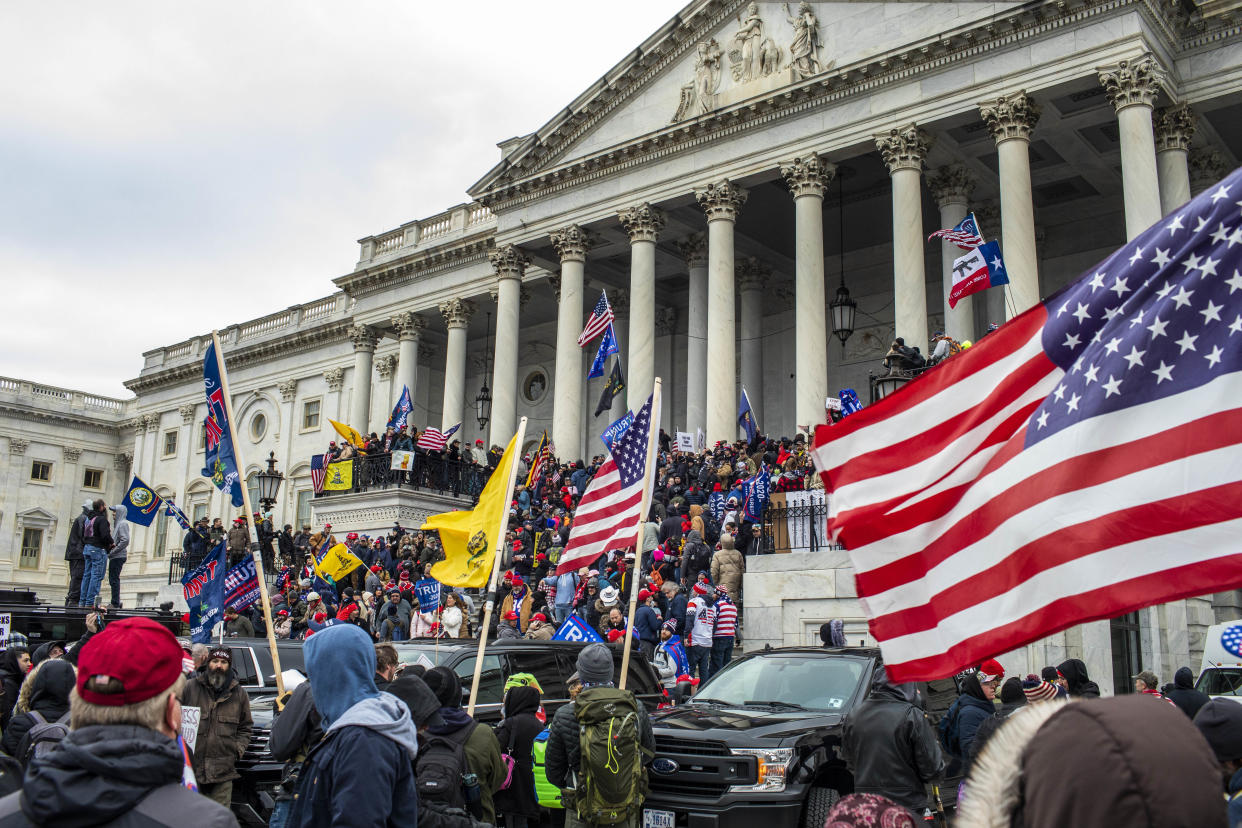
[498,610,523,640]
[180,645,253,807]
[0,617,239,826]
[524,612,554,641]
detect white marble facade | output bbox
[2,1,1241,687]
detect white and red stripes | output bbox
[554,459,643,575]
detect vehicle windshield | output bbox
[691,654,867,712]
[1197,668,1242,696]
[392,645,455,668]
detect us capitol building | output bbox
[3,0,1240,693]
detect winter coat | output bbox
[441,605,464,638]
[108,505,130,561]
[427,707,506,824]
[709,540,744,597]
[179,673,253,783]
[493,687,543,818]
[0,660,74,760]
[634,604,662,643]
[545,686,655,792]
[0,650,28,730]
[1056,658,1102,698]
[524,623,554,641]
[841,676,944,813]
[0,725,239,827]
[224,615,255,638]
[954,688,997,759]
[1165,666,1210,720]
[82,508,113,551]
[227,524,250,553]
[681,531,712,582]
[499,587,533,633]
[65,508,89,562]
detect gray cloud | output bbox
[0,1,676,396]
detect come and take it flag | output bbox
[588,324,619,379]
[578,290,614,347]
[224,557,261,611]
[322,461,353,491]
[388,386,413,431]
[949,241,1009,308]
[122,475,165,527]
[422,430,520,588]
[183,540,227,644]
[928,212,985,250]
[812,166,1242,682]
[201,343,244,508]
[595,358,625,417]
[556,394,658,575]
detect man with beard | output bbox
[180,646,253,807]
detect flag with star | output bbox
[811,165,1242,683]
[182,540,228,644]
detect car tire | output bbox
[801,786,841,828]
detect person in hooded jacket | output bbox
[1,659,74,762]
[106,504,130,609]
[0,648,31,730]
[1055,658,1101,698]
[1166,666,1210,720]
[841,666,944,814]
[422,666,506,825]
[287,624,419,828]
[493,685,543,828]
[951,666,1002,761]
[680,531,712,588]
[64,500,91,607]
[709,535,744,599]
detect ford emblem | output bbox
[651,758,679,775]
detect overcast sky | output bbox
[0,1,677,398]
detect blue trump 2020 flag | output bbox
[202,342,244,508]
[552,614,604,643]
[742,463,771,522]
[183,540,228,644]
[224,557,261,611]
[588,323,618,379]
[388,385,413,431]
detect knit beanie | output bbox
[576,643,614,686]
[1022,674,1059,703]
[424,665,463,709]
[1194,698,1242,762]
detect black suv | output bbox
[642,646,961,828]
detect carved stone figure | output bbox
[694,38,724,113]
[785,2,831,78]
[729,4,780,82]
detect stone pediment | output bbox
[469,0,1029,203]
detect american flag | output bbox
[556,395,658,575]
[928,212,984,250]
[310,453,328,494]
[418,422,461,451]
[224,557,261,611]
[814,166,1242,683]
[577,290,614,347]
[525,431,550,488]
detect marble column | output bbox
[677,234,708,437]
[655,307,677,432]
[1189,147,1229,196]
[488,245,527,447]
[737,258,766,428]
[973,200,1004,333]
[695,179,748,445]
[618,203,665,411]
[391,312,426,409]
[780,153,834,436]
[373,354,396,429]
[979,92,1041,317]
[347,323,377,432]
[927,164,977,341]
[438,298,474,431]
[1099,56,1165,241]
[1153,104,1195,216]
[550,225,589,462]
[875,125,931,348]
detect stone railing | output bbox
[239,309,295,341]
[356,201,495,266]
[0,376,131,419]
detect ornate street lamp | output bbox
[830,173,856,347]
[475,311,492,430]
[255,451,284,512]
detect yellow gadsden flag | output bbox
[323,460,353,491]
[329,419,367,449]
[315,543,366,581]
[422,431,518,588]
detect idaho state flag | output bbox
[122,475,165,527]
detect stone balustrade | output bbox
[356,201,495,266]
[0,376,130,417]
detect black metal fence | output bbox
[755,499,844,555]
[320,452,491,501]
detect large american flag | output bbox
[556,395,658,575]
[928,212,985,250]
[814,167,1242,682]
[418,422,461,451]
[310,453,328,494]
[577,290,614,347]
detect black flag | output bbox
[595,358,624,417]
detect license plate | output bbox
[643,809,675,828]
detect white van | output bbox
[1198,622,1242,702]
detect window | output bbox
[152,512,168,559]
[29,461,51,482]
[199,422,207,452]
[19,528,42,568]
[1110,612,1142,695]
[510,650,566,701]
[302,400,321,431]
[250,412,267,441]
[453,654,504,705]
[192,502,208,524]
[296,489,313,529]
[162,430,178,458]
[522,369,548,404]
[247,473,259,510]
[83,468,103,489]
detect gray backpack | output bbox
[19,711,71,765]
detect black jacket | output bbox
[1166,666,1210,720]
[0,650,28,730]
[65,509,89,562]
[493,687,544,818]
[841,676,944,813]
[1,660,74,760]
[1057,658,1102,699]
[0,725,238,827]
[82,509,113,552]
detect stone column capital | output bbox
[676,232,708,268]
[114,451,133,470]
[277,380,297,402]
[736,257,769,293]
[550,224,592,262]
[439,297,476,329]
[1099,55,1164,112]
[348,323,378,352]
[391,311,427,341]
[979,92,1041,143]
[324,367,345,391]
[875,124,932,173]
[611,288,630,317]
[1189,147,1228,193]
[143,413,161,433]
[655,307,677,336]
[618,203,666,243]
[1153,104,1196,152]
[695,179,748,222]
[780,153,836,198]
[927,164,976,207]
[178,403,196,424]
[9,438,29,455]
[62,446,82,462]
[488,244,528,280]
[374,354,397,380]
[973,200,1001,238]
[418,343,437,361]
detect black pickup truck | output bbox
[642,646,962,828]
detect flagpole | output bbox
[467,415,528,717]
[210,330,286,703]
[620,378,662,691]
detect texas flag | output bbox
[949,240,1009,308]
